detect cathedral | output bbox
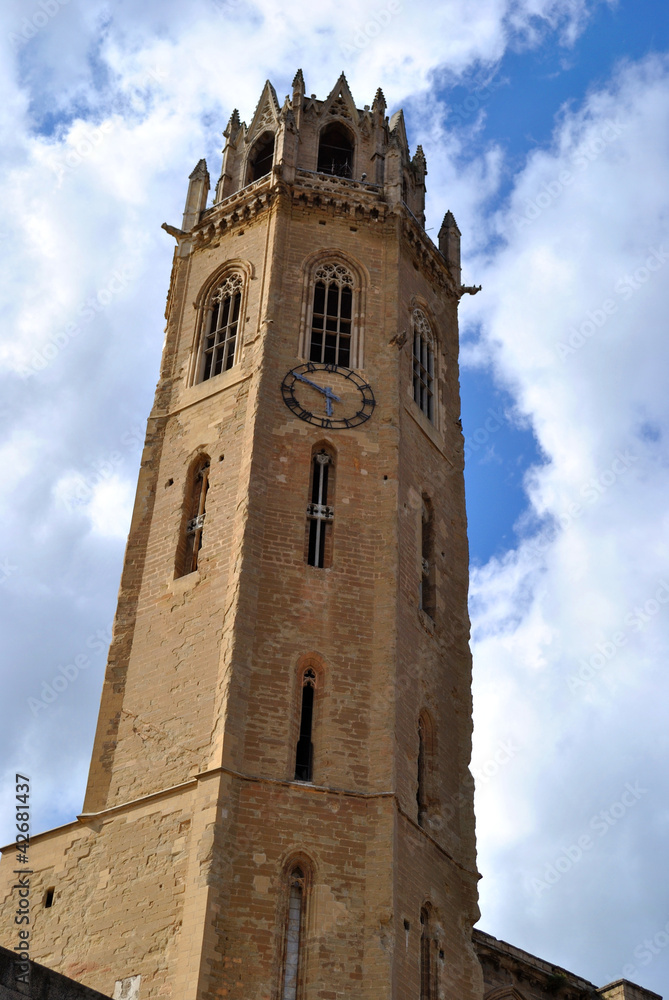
[0,72,660,1000]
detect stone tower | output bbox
[0,72,482,1000]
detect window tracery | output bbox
[198,273,243,382]
[310,264,354,367]
[412,309,435,422]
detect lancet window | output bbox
[309,263,354,367]
[281,865,307,1000]
[306,449,334,568]
[198,273,243,382]
[317,122,354,178]
[294,669,316,782]
[175,455,210,578]
[413,309,435,422]
[420,906,439,1000]
[248,132,275,182]
[420,496,436,619]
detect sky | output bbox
[1,0,668,993]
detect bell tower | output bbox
[0,72,483,1000]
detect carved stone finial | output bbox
[413,145,426,166]
[224,108,241,139]
[292,68,305,90]
[372,87,386,114]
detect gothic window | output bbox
[309,263,354,367]
[248,132,275,182]
[413,309,435,422]
[281,865,307,1000]
[306,449,334,568]
[198,273,243,382]
[420,496,436,619]
[175,455,210,578]
[294,669,316,781]
[420,906,438,1000]
[317,122,354,178]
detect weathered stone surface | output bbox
[0,74,480,1000]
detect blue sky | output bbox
[1,0,669,995]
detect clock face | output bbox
[281,363,375,429]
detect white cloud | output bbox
[0,0,667,993]
[467,53,669,984]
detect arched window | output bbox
[306,449,334,568]
[198,273,243,383]
[248,132,275,182]
[317,122,354,178]
[420,496,436,619]
[294,669,316,781]
[413,309,435,422]
[281,864,307,1000]
[420,905,438,1000]
[309,263,354,367]
[175,455,210,578]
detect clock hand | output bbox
[294,373,341,416]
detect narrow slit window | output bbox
[200,273,243,382]
[420,498,436,618]
[44,887,55,908]
[309,264,354,367]
[282,867,306,1000]
[307,451,334,568]
[294,669,316,781]
[413,309,435,423]
[176,457,210,578]
[417,717,427,827]
[420,907,437,1000]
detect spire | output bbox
[438,210,461,287]
[292,68,304,91]
[182,159,210,232]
